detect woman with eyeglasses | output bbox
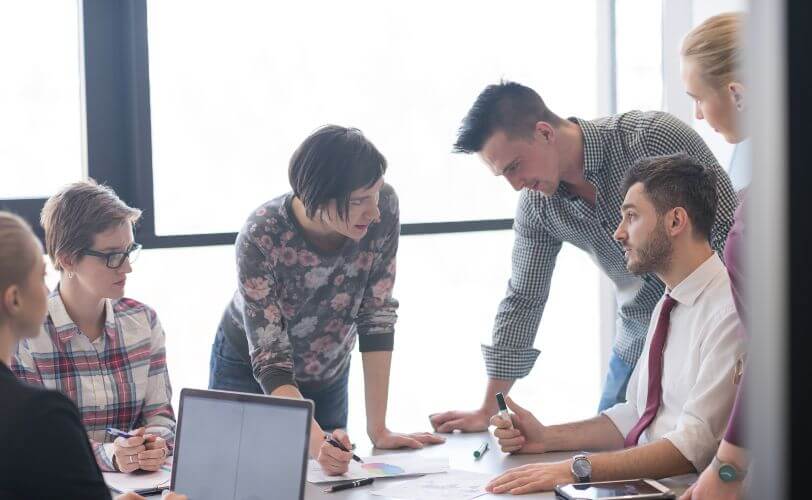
[0,211,186,499]
[12,180,176,475]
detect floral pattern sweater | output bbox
[219,184,399,393]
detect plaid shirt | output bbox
[484,110,738,379]
[12,289,175,472]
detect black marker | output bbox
[325,435,364,463]
[473,441,489,459]
[323,478,375,493]
[495,392,512,428]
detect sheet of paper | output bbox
[102,465,172,493]
[370,469,490,500]
[306,453,449,483]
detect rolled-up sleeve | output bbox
[602,357,642,437]
[236,231,294,394]
[483,192,562,379]
[661,307,744,471]
[356,190,399,352]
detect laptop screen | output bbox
[171,389,311,500]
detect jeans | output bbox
[598,351,635,412]
[208,329,350,430]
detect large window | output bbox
[615,0,663,113]
[118,233,600,425]
[146,0,599,235]
[0,2,83,199]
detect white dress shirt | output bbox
[603,253,744,471]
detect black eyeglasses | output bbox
[81,243,142,269]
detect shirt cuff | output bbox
[358,331,394,352]
[662,425,717,472]
[100,442,117,472]
[602,402,638,439]
[481,344,540,379]
[258,367,298,394]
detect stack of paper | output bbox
[102,465,172,493]
[370,469,491,500]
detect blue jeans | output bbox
[598,352,635,412]
[208,330,350,430]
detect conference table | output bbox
[135,431,694,499]
[303,431,695,499]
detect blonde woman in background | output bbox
[0,211,185,499]
[679,12,749,500]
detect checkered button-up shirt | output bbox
[12,289,176,471]
[483,110,738,379]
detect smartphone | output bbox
[554,478,675,499]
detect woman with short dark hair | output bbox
[209,125,443,476]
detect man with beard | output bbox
[483,154,745,495]
[431,82,737,434]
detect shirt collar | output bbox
[49,287,118,344]
[666,253,726,307]
[570,117,604,184]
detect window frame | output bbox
[0,0,629,248]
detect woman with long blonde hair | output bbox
[679,12,749,500]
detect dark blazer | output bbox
[0,361,111,500]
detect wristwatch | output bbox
[571,454,592,483]
[711,455,748,482]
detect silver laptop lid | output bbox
[171,388,312,500]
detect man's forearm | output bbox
[543,414,625,452]
[361,351,392,437]
[589,439,695,481]
[480,378,515,413]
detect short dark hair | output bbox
[452,80,564,154]
[623,153,718,240]
[288,125,387,221]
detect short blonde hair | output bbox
[681,12,744,89]
[0,211,40,304]
[40,180,142,271]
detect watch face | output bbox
[573,458,592,479]
[719,464,738,482]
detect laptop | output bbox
[170,388,312,500]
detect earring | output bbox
[67,271,74,279]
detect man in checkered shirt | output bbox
[429,81,736,432]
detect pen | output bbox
[325,435,364,463]
[473,441,489,459]
[133,486,169,496]
[495,392,513,428]
[106,427,135,439]
[323,478,375,493]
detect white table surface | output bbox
[136,431,695,499]
[303,432,695,499]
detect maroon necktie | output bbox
[624,294,678,448]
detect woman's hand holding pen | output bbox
[317,429,354,476]
[139,435,169,471]
[111,427,168,472]
[113,428,147,473]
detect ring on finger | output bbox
[128,455,136,464]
